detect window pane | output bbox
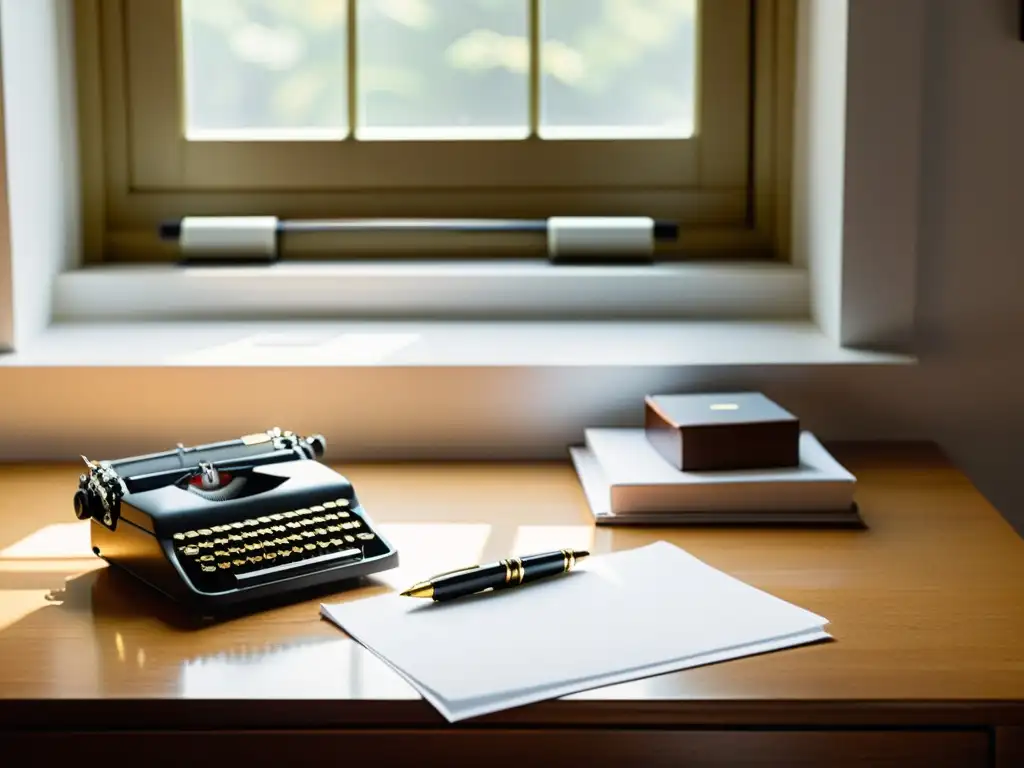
[357,0,529,140]
[181,0,348,140]
[540,0,697,139]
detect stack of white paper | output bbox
[320,541,831,722]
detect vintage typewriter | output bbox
[73,429,398,611]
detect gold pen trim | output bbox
[503,560,512,584]
[561,549,569,573]
[513,557,524,584]
[400,582,434,599]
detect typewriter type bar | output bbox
[75,430,399,612]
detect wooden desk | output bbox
[0,444,1022,767]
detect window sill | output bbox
[8,260,914,368]
[53,260,809,322]
[0,318,912,368]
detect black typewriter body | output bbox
[74,430,398,612]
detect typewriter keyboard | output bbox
[170,500,385,591]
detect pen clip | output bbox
[427,564,482,580]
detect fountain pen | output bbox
[400,548,589,602]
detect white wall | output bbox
[0,0,81,348]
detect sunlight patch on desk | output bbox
[371,522,493,590]
[0,589,55,633]
[0,521,93,558]
[164,332,422,365]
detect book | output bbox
[321,541,831,722]
[570,428,860,525]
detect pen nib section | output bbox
[400,582,434,599]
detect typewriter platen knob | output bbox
[307,434,326,459]
[73,487,93,521]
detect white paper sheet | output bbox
[321,541,830,722]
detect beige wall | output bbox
[907,0,1024,533]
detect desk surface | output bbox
[0,443,1023,732]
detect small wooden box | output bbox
[644,393,800,471]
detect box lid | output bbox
[645,392,797,429]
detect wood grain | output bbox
[2,730,991,768]
[0,443,1021,732]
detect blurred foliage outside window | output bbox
[182,0,697,139]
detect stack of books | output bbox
[569,393,860,526]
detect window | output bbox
[77,0,794,262]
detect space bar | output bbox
[236,548,362,583]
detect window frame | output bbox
[77,0,794,263]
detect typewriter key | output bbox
[345,535,355,543]
[182,545,200,556]
[214,551,230,559]
[339,511,350,518]
[218,562,231,570]
[199,555,215,563]
[263,551,277,561]
[314,527,327,536]
[198,541,213,549]
[269,513,283,521]
[329,538,344,547]
[312,516,326,524]
[248,555,263,564]
[327,525,341,533]
[310,505,325,513]
[231,522,245,529]
[199,528,212,536]
[304,543,317,551]
[185,530,199,539]
[323,501,337,509]
[202,565,217,572]
[290,509,307,518]
[272,524,287,533]
[317,541,330,549]
[336,499,350,507]
[292,546,303,555]
[324,513,338,521]
[233,559,246,567]
[214,537,228,545]
[257,516,271,524]
[357,533,375,541]
[173,533,185,541]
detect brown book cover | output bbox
[645,392,800,471]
